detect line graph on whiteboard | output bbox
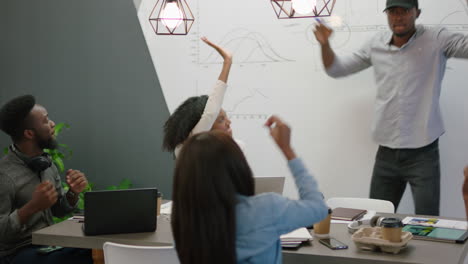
[195,28,295,66]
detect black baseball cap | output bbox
[384,0,418,11]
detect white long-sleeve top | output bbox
[174,80,227,157]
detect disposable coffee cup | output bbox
[157,191,162,216]
[381,218,403,242]
[313,208,333,238]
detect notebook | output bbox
[83,188,158,236]
[280,227,312,248]
[331,207,367,221]
[402,225,468,244]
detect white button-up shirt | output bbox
[326,25,468,148]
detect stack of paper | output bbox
[68,215,84,223]
[160,201,172,215]
[280,227,313,248]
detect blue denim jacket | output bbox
[235,158,328,263]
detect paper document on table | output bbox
[67,215,84,222]
[331,210,376,224]
[280,227,313,242]
[160,201,172,215]
[402,217,468,230]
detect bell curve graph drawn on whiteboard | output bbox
[198,28,295,65]
[136,0,468,219]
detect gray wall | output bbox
[0,0,175,197]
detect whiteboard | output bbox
[135,0,468,217]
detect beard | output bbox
[38,136,58,150]
[394,31,412,38]
[391,23,417,39]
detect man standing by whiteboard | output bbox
[314,0,468,216]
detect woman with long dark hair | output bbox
[163,37,233,157]
[172,116,328,264]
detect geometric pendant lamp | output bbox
[149,0,195,35]
[271,0,336,19]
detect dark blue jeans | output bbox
[0,245,92,264]
[369,139,440,216]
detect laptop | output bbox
[83,188,158,236]
[254,177,285,195]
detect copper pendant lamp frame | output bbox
[271,0,336,19]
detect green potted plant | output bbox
[44,123,92,223]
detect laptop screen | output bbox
[83,188,158,236]
[254,177,285,195]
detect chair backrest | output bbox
[326,197,395,213]
[103,242,180,264]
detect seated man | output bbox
[0,95,92,264]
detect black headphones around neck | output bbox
[10,145,52,173]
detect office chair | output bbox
[103,242,180,264]
[326,197,395,213]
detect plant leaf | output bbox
[77,198,85,210]
[54,157,65,173]
[53,216,67,224]
[54,123,65,136]
[118,178,133,189]
[54,123,70,137]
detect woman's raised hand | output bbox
[265,115,296,161]
[201,36,232,64]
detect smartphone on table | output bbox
[319,238,348,250]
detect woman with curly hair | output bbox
[163,37,233,157]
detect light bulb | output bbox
[161,1,183,30]
[291,0,316,15]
